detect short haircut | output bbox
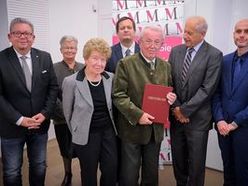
[60,35,78,48]
[139,26,164,40]
[116,16,136,33]
[83,38,111,60]
[9,17,34,33]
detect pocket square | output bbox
[42,70,47,74]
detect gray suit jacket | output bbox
[62,68,117,145]
[169,41,223,130]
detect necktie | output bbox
[233,57,242,87]
[125,48,131,57]
[182,48,194,82]
[20,56,32,92]
[150,61,155,70]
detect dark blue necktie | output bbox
[233,57,242,87]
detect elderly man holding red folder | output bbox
[112,25,176,186]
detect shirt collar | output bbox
[14,48,31,59]
[121,42,135,55]
[192,40,204,53]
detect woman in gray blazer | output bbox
[62,38,117,186]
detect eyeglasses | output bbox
[62,47,77,51]
[142,39,162,47]
[11,31,33,38]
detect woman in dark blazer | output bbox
[62,38,117,186]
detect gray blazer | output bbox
[62,68,117,145]
[169,41,223,130]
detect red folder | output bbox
[142,84,173,128]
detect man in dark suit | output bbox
[105,16,140,73]
[105,16,140,183]
[212,19,248,186]
[169,16,222,186]
[0,17,58,186]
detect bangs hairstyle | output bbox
[83,38,111,60]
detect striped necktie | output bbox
[125,48,131,57]
[182,48,194,83]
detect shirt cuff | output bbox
[231,121,238,128]
[16,116,24,126]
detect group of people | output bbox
[0,15,247,186]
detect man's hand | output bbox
[139,112,154,125]
[173,107,189,124]
[217,120,229,136]
[21,117,41,129]
[166,92,177,105]
[27,113,46,129]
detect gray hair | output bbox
[139,26,164,40]
[60,35,78,48]
[189,16,208,33]
[10,17,34,33]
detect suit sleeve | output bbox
[112,60,143,125]
[211,76,225,122]
[180,51,223,117]
[62,77,75,132]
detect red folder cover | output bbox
[142,84,173,128]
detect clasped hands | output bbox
[139,92,177,125]
[217,120,238,136]
[20,113,46,129]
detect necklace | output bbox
[88,79,101,87]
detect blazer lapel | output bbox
[8,47,27,87]
[115,43,123,59]
[31,49,40,91]
[76,79,93,107]
[183,42,207,86]
[232,57,248,93]
[225,53,234,95]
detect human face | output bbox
[60,40,77,62]
[139,29,163,61]
[117,19,136,44]
[183,19,205,48]
[8,23,35,55]
[85,51,107,75]
[233,20,248,50]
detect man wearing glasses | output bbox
[0,17,58,185]
[113,26,176,186]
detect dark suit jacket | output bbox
[212,52,248,127]
[169,41,222,130]
[0,47,58,138]
[105,42,140,73]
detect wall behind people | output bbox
[48,0,99,63]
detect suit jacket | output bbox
[0,47,58,138]
[212,52,248,127]
[105,42,140,73]
[62,68,117,145]
[112,53,172,144]
[169,41,222,131]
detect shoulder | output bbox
[203,42,222,56]
[31,48,51,57]
[102,71,114,80]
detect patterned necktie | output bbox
[125,48,131,57]
[182,48,194,83]
[20,56,32,92]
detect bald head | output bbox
[233,19,248,55]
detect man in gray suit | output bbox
[169,16,222,186]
